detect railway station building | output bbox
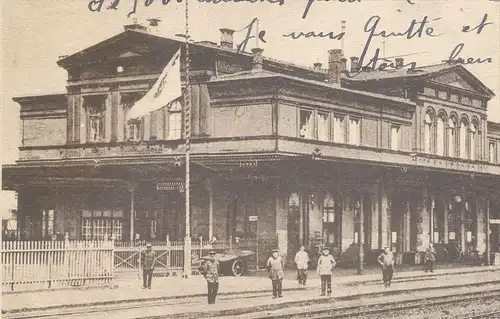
[3,22,500,266]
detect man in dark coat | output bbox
[425,243,437,273]
[201,250,220,304]
[141,243,155,289]
[377,246,395,288]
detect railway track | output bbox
[252,289,500,319]
[5,280,500,319]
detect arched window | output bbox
[424,112,433,154]
[436,115,446,156]
[459,118,468,159]
[448,117,457,157]
[167,100,182,140]
[470,121,478,160]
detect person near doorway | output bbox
[140,243,155,289]
[378,246,395,288]
[425,243,437,273]
[266,248,284,299]
[200,250,220,304]
[294,245,309,286]
[317,247,336,296]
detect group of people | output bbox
[139,242,438,304]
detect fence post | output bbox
[110,235,116,285]
[230,236,233,251]
[11,243,15,291]
[166,235,171,268]
[48,241,52,289]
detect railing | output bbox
[113,236,271,272]
[2,240,114,291]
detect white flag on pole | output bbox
[127,48,182,120]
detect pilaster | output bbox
[275,182,288,262]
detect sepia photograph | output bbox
[1,0,500,318]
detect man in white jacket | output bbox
[294,245,309,286]
[317,247,336,296]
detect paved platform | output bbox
[2,265,498,315]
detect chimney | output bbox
[124,20,148,32]
[328,49,343,84]
[395,58,404,68]
[219,28,235,49]
[350,57,360,72]
[251,47,264,71]
[147,18,161,34]
[313,62,322,71]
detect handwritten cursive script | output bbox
[302,0,361,19]
[443,43,492,66]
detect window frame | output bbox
[348,116,361,146]
[299,108,314,139]
[167,100,183,140]
[447,117,457,157]
[436,115,446,156]
[390,124,401,151]
[424,112,434,154]
[81,209,124,241]
[316,110,331,142]
[490,141,497,163]
[333,114,346,144]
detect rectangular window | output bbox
[390,125,400,151]
[349,117,360,145]
[168,112,182,140]
[490,142,497,163]
[299,109,313,139]
[333,115,345,143]
[317,112,330,141]
[81,209,123,241]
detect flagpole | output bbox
[183,0,192,278]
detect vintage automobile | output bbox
[198,250,255,276]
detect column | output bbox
[275,181,288,262]
[371,186,380,250]
[105,93,112,142]
[358,194,364,275]
[404,193,411,252]
[430,194,434,243]
[309,191,322,247]
[486,197,491,265]
[380,186,389,248]
[128,184,136,242]
[476,198,486,253]
[206,180,214,241]
[444,197,449,244]
[342,193,355,252]
[460,201,466,253]
[418,188,430,252]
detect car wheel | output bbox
[231,259,244,276]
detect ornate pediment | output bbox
[426,66,494,98]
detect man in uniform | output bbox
[141,243,155,289]
[201,250,220,304]
[377,246,395,288]
[266,248,284,298]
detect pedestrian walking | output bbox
[200,250,220,304]
[317,247,336,296]
[294,245,309,286]
[140,243,155,289]
[266,248,284,299]
[377,246,395,288]
[425,243,436,273]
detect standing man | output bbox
[294,245,309,286]
[201,250,220,304]
[425,243,437,273]
[317,247,336,296]
[377,246,395,288]
[266,248,284,299]
[141,243,155,289]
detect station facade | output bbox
[3,23,500,265]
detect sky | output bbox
[1,0,499,210]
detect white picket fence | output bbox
[2,240,113,291]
